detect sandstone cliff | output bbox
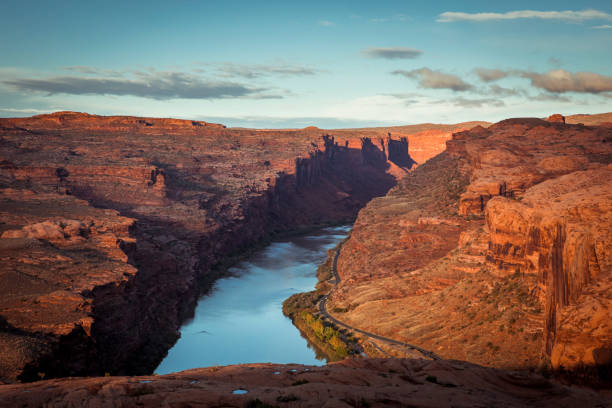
[0,112,398,383]
[2,111,478,383]
[328,117,611,382]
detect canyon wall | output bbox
[0,112,396,383]
[328,117,611,380]
[447,118,611,372]
[386,134,416,169]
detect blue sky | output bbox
[1,0,611,127]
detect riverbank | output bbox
[282,240,361,361]
[284,236,440,362]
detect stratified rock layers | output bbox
[485,165,612,372]
[0,112,398,383]
[332,117,611,378]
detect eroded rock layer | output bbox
[0,358,609,408]
[0,112,392,383]
[0,111,482,383]
[329,117,612,380]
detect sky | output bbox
[1,0,611,128]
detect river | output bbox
[155,225,350,374]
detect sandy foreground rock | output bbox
[0,358,610,408]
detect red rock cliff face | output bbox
[450,118,612,372]
[0,112,396,383]
[485,166,612,371]
[327,117,611,379]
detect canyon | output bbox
[0,111,611,406]
[328,114,612,381]
[0,111,480,383]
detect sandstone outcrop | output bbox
[330,121,491,166]
[565,112,612,126]
[1,109,486,383]
[1,358,609,408]
[360,137,387,169]
[547,114,566,123]
[386,133,417,169]
[0,188,137,381]
[0,112,402,383]
[485,165,612,373]
[327,117,611,382]
[5,109,609,392]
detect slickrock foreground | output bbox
[0,358,609,408]
[330,116,612,381]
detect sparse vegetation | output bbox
[282,241,358,361]
[300,311,349,358]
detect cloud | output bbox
[64,66,125,76]
[592,24,612,29]
[487,85,523,97]
[531,93,572,102]
[65,66,102,74]
[195,114,398,129]
[213,63,321,79]
[473,68,510,82]
[547,57,563,67]
[0,107,52,114]
[3,71,281,100]
[471,67,612,94]
[369,14,407,23]
[392,68,473,91]
[437,9,612,23]
[450,97,505,108]
[362,47,423,59]
[519,69,612,93]
[318,20,335,26]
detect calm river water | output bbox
[155,225,350,374]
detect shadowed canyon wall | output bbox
[0,112,396,383]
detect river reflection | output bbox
[155,225,350,374]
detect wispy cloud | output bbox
[0,107,52,114]
[547,57,563,67]
[369,14,407,23]
[473,68,510,82]
[487,85,523,97]
[64,66,126,76]
[519,69,612,93]
[3,71,282,100]
[450,97,505,108]
[437,9,612,23]
[362,47,423,60]
[531,93,572,102]
[592,24,612,29]
[472,67,612,94]
[318,20,335,27]
[392,68,473,91]
[211,63,321,79]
